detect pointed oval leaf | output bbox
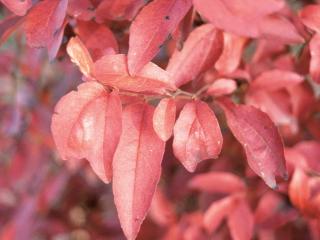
[227,200,254,240]
[153,98,176,141]
[112,103,165,240]
[173,101,223,172]
[188,172,245,194]
[300,4,320,33]
[207,78,237,97]
[203,196,237,234]
[23,0,68,53]
[1,0,32,16]
[96,0,146,22]
[128,0,192,75]
[218,99,287,189]
[288,168,310,214]
[76,20,119,60]
[193,0,302,43]
[310,34,320,83]
[166,24,223,87]
[51,82,122,183]
[193,0,284,38]
[215,32,247,75]
[250,69,304,92]
[94,54,176,94]
[66,37,94,78]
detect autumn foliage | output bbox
[1,0,320,239]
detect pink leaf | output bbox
[112,103,165,240]
[215,32,247,75]
[66,37,94,78]
[193,0,285,38]
[67,0,95,21]
[207,78,237,97]
[227,200,254,240]
[288,168,310,214]
[1,0,32,16]
[300,4,320,33]
[203,196,237,234]
[51,82,122,183]
[153,98,176,141]
[166,24,223,87]
[250,69,304,92]
[173,101,223,172]
[96,0,146,22]
[188,172,245,194]
[75,20,119,60]
[0,15,23,46]
[193,0,302,43]
[310,34,320,83]
[23,0,68,55]
[128,0,192,75]
[218,99,287,189]
[93,54,176,94]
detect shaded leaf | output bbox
[310,34,320,83]
[128,0,192,75]
[188,172,245,194]
[75,20,119,60]
[227,200,254,240]
[203,196,237,234]
[23,0,68,56]
[300,4,320,33]
[1,0,32,16]
[250,69,304,92]
[96,0,145,22]
[112,103,165,240]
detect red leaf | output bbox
[51,82,122,183]
[193,0,302,43]
[218,99,287,189]
[207,78,237,97]
[258,16,304,44]
[23,0,68,55]
[153,98,176,141]
[112,103,165,240]
[250,69,304,92]
[0,15,23,46]
[96,0,146,22]
[215,32,247,75]
[1,0,32,16]
[310,34,320,83]
[288,168,311,214]
[173,100,223,172]
[68,0,95,21]
[203,196,237,234]
[166,24,223,87]
[93,54,176,94]
[66,37,94,78]
[227,200,254,240]
[300,4,320,33]
[75,20,119,60]
[149,187,176,226]
[188,172,245,194]
[193,0,284,38]
[128,0,192,75]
